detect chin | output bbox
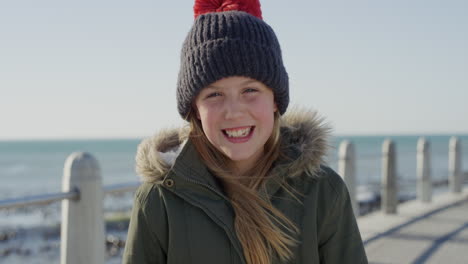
[220,148,256,162]
[222,152,252,161]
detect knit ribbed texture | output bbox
[177,10,289,119]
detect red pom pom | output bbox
[194,0,262,20]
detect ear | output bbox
[273,103,278,113]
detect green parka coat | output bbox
[123,110,368,264]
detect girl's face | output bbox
[194,76,277,173]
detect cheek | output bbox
[255,99,276,132]
[254,97,276,117]
[198,108,218,138]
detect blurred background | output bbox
[1,0,467,263]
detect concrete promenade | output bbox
[357,187,468,264]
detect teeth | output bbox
[225,127,251,138]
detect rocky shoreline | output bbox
[0,213,130,264]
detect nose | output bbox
[224,97,245,120]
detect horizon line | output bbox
[1,132,468,142]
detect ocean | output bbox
[0,134,467,263]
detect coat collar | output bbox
[135,107,331,193]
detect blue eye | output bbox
[206,92,222,98]
[244,88,258,93]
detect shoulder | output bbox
[131,182,171,242]
[297,165,351,221]
[299,165,358,238]
[133,182,169,220]
[300,165,349,200]
[317,165,349,198]
[134,182,159,204]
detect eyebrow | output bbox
[240,79,259,85]
[206,79,259,89]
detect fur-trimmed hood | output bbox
[135,108,331,184]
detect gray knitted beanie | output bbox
[176,1,289,119]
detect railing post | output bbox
[382,139,397,214]
[61,152,105,264]
[338,140,358,217]
[417,137,432,202]
[449,137,462,193]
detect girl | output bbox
[123,0,368,263]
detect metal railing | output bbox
[0,189,79,210]
[0,182,140,210]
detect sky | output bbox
[1,0,467,140]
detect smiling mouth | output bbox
[222,126,254,138]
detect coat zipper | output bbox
[174,176,247,264]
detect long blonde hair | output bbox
[188,110,298,264]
